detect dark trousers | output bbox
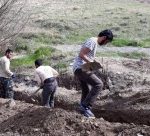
[74,69,103,107]
[0,77,14,99]
[42,78,57,107]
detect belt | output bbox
[0,77,10,80]
[44,77,56,83]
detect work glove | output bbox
[40,85,43,89]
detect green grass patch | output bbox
[112,38,140,47]
[112,38,150,48]
[11,47,55,67]
[0,51,3,57]
[19,32,150,48]
[97,51,148,59]
[140,39,150,48]
[54,62,67,69]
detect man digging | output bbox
[34,59,59,108]
[0,49,16,107]
[73,29,113,118]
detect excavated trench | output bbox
[13,72,150,127]
[14,92,150,126]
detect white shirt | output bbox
[0,56,13,78]
[73,37,98,72]
[35,65,58,86]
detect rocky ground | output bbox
[1,57,150,136]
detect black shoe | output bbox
[80,104,95,118]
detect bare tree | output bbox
[0,0,29,51]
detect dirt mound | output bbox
[123,58,150,74]
[0,99,120,136]
[1,57,150,135]
[1,99,150,136]
[12,86,150,126]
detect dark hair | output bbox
[5,49,13,54]
[35,59,43,66]
[98,29,113,42]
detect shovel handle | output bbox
[32,88,41,96]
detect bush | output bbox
[11,47,55,67]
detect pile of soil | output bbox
[1,99,150,136]
[1,58,150,135]
[122,58,150,74]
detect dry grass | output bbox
[20,0,150,42]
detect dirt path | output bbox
[52,45,150,55]
[136,0,150,4]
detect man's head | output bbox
[35,59,43,68]
[5,49,13,59]
[97,29,113,45]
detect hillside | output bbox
[0,0,150,136]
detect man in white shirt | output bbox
[73,29,113,118]
[0,49,15,99]
[35,59,59,108]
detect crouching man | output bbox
[34,59,59,108]
[0,49,15,100]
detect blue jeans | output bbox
[0,77,14,99]
[74,69,103,107]
[42,78,57,107]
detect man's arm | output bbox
[35,71,42,87]
[4,60,13,77]
[79,47,93,63]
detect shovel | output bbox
[25,87,41,102]
[81,61,103,71]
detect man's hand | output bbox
[40,85,43,89]
[11,74,16,79]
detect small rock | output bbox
[100,117,104,121]
[137,133,143,136]
[130,123,135,126]
[141,129,146,134]
[86,131,91,135]
[81,118,85,123]
[24,76,30,81]
[33,128,40,132]
[7,99,16,108]
[94,122,99,127]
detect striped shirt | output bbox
[73,37,98,72]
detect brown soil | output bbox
[1,58,150,135]
[1,98,150,136]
